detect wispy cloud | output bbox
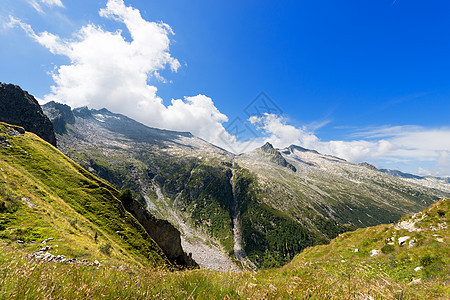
[27,0,64,14]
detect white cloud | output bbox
[41,0,64,7]
[251,113,450,176]
[9,0,241,149]
[8,0,450,177]
[27,0,64,14]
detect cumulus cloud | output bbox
[9,0,240,149]
[251,113,450,176]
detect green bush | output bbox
[118,189,133,205]
[68,218,78,228]
[100,242,112,255]
[420,254,435,267]
[381,244,395,254]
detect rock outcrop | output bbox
[0,83,56,146]
[42,101,75,134]
[261,142,297,172]
[120,194,197,268]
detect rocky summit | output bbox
[0,83,56,146]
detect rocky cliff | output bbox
[0,83,56,146]
[119,191,197,268]
[41,101,75,134]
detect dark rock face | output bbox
[121,197,197,268]
[42,101,75,134]
[261,142,297,172]
[359,162,379,172]
[0,83,56,146]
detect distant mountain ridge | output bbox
[380,168,450,194]
[380,168,425,180]
[42,101,450,269]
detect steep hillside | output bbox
[43,104,240,271]
[282,198,449,298]
[0,122,187,268]
[42,103,450,270]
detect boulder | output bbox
[398,236,410,246]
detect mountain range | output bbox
[40,100,450,270]
[0,83,448,298]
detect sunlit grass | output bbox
[1,122,448,299]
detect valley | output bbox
[42,102,449,269]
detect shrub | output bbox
[100,242,112,255]
[420,254,435,267]
[381,244,395,254]
[118,189,133,205]
[69,218,78,228]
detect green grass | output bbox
[1,122,448,298]
[0,122,168,268]
[0,199,448,299]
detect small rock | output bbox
[398,236,410,246]
[387,242,394,245]
[436,238,444,243]
[369,249,380,257]
[385,237,394,243]
[16,240,24,244]
[408,278,422,285]
[354,248,359,252]
[408,239,416,248]
[39,246,52,252]
[42,238,54,244]
[414,266,422,272]
[21,197,38,208]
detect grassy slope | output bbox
[0,122,168,267]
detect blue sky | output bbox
[1,0,449,176]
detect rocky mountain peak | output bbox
[0,82,56,146]
[260,142,296,172]
[287,144,320,155]
[261,141,274,150]
[42,101,75,134]
[359,162,379,171]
